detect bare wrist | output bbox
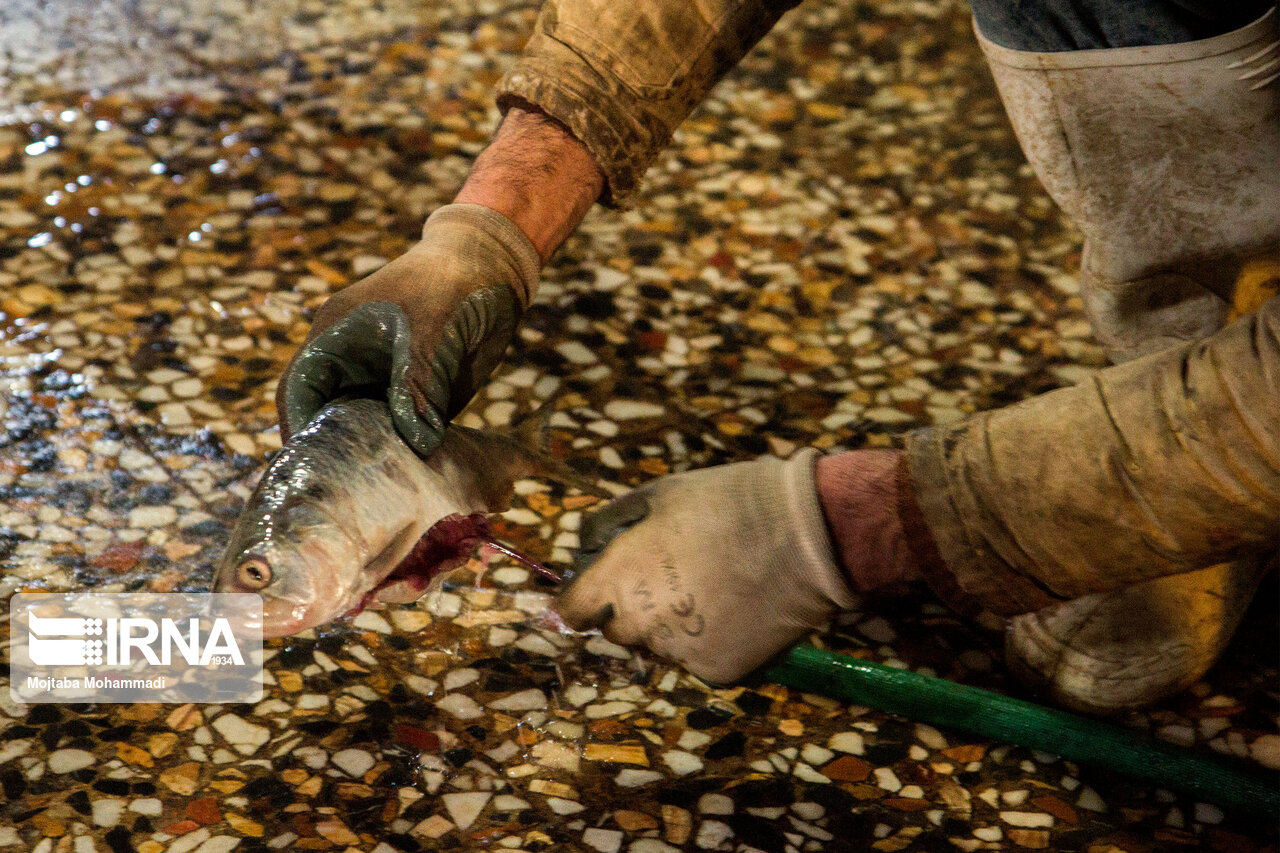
[454,107,604,263]
[815,449,923,592]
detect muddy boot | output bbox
[975,10,1280,712]
[1005,560,1272,714]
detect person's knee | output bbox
[969,0,1273,52]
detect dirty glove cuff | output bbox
[774,449,861,614]
[420,203,542,307]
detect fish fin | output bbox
[524,451,610,500]
[506,399,610,499]
[451,399,609,501]
[507,395,559,455]
[373,579,427,604]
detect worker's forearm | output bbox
[906,298,1280,616]
[454,108,604,264]
[497,0,800,204]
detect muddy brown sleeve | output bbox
[905,297,1280,616]
[496,0,800,205]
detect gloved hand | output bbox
[557,449,857,684]
[277,203,541,456]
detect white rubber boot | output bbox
[977,8,1280,362]
[977,10,1280,713]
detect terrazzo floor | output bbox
[1,0,1278,851]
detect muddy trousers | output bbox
[903,7,1280,712]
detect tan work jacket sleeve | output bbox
[497,0,800,204]
[906,297,1280,616]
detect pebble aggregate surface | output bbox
[2,0,1278,851]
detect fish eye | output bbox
[236,558,273,590]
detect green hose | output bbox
[765,644,1280,820]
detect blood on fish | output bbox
[397,512,489,584]
[372,512,562,600]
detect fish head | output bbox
[213,464,366,638]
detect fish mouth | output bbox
[260,601,322,638]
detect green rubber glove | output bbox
[277,204,540,456]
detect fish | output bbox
[212,397,598,637]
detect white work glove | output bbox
[557,449,856,684]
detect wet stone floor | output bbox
[1,0,1278,851]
